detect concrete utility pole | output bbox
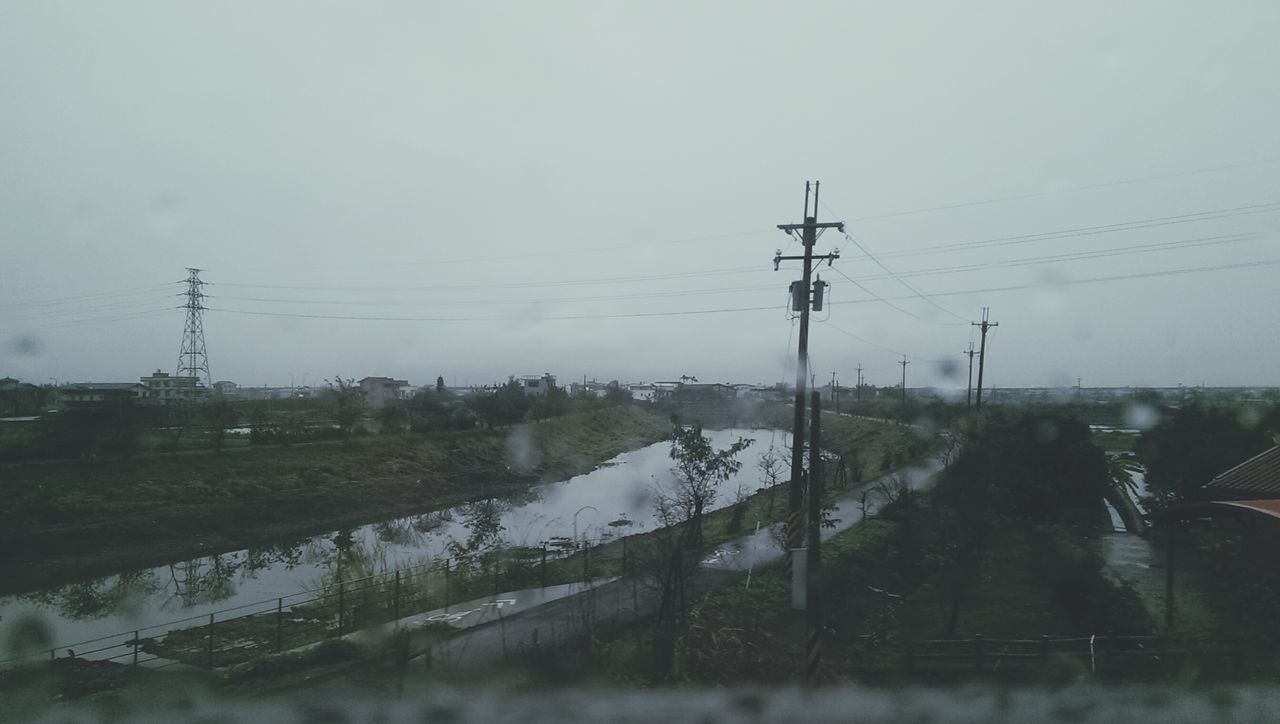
[856,364,863,403]
[831,371,839,414]
[806,390,823,683]
[773,181,842,600]
[964,343,977,411]
[899,356,909,405]
[972,307,999,413]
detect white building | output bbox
[628,384,656,402]
[358,376,410,408]
[517,373,557,397]
[141,370,202,405]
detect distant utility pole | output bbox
[1076,377,1083,397]
[177,268,211,396]
[964,343,977,411]
[831,371,839,414]
[972,307,999,413]
[899,356,909,405]
[856,364,864,403]
[773,181,842,603]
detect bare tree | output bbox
[663,424,752,549]
[327,376,366,440]
[757,445,785,516]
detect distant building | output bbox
[0,377,43,415]
[358,376,410,408]
[59,382,149,408]
[211,380,241,398]
[629,383,656,402]
[517,373,557,397]
[568,380,610,398]
[141,370,201,405]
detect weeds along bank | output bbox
[0,406,669,596]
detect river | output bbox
[0,428,788,653]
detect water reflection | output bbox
[19,569,160,621]
[2,429,786,647]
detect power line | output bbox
[210,265,768,293]
[827,265,931,323]
[847,156,1280,222]
[213,230,769,273]
[875,202,1280,261]
[845,232,1257,283]
[0,283,180,312]
[202,256,1280,324]
[838,226,970,323]
[202,231,1260,312]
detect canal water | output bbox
[0,428,788,652]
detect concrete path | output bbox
[420,455,943,672]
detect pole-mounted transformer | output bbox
[811,277,828,311]
[790,280,806,312]
[792,278,830,312]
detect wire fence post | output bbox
[276,598,284,652]
[444,559,451,612]
[132,630,140,666]
[394,570,401,622]
[206,614,215,669]
[339,582,348,632]
[540,544,547,588]
[974,634,984,673]
[1040,634,1050,672]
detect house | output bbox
[629,384,656,402]
[516,373,557,397]
[211,380,241,398]
[568,380,610,398]
[59,382,149,408]
[358,376,410,408]
[0,377,43,415]
[141,370,202,405]
[652,381,683,399]
[1202,445,1280,501]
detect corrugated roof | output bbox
[1216,499,1280,521]
[1203,446,1280,498]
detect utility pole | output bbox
[855,364,863,403]
[899,356,909,405]
[972,307,999,413]
[773,181,842,604]
[806,390,823,683]
[831,371,839,414]
[964,343,977,411]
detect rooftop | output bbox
[1203,445,1280,499]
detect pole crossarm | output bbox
[777,221,845,233]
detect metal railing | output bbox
[900,634,1187,678]
[1,539,605,672]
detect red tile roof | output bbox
[1203,446,1280,499]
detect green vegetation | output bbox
[1136,401,1280,506]
[0,405,670,595]
[545,408,1157,687]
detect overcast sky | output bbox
[2,1,1278,391]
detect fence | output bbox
[900,635,1188,680]
[0,537,612,673]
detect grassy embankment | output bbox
[511,412,1160,687]
[0,405,669,595]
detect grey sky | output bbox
[2,2,1278,391]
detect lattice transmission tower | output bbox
[177,268,211,394]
